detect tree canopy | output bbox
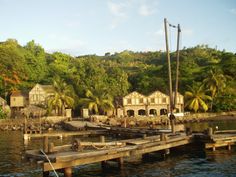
[0,39,235,113]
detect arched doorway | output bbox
[127,110,134,117]
[175,108,180,113]
[149,109,157,116]
[138,109,146,116]
[160,108,167,115]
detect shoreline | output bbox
[0,111,235,131]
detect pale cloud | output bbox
[108,1,128,17]
[182,28,194,37]
[107,1,130,29]
[138,0,158,16]
[139,3,156,16]
[154,28,164,36]
[230,8,236,15]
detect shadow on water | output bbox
[0,119,236,177]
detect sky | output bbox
[0,0,236,56]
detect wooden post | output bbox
[143,134,147,139]
[48,142,54,153]
[212,145,216,151]
[207,128,213,136]
[43,171,49,177]
[117,157,124,169]
[101,161,108,169]
[174,24,181,108]
[161,133,168,141]
[43,136,49,153]
[164,18,175,134]
[100,135,105,143]
[228,143,231,151]
[64,167,72,177]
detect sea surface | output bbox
[0,119,236,177]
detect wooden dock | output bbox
[24,127,236,177]
[205,130,236,151]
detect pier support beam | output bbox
[117,157,124,169]
[64,167,72,177]
[43,171,49,177]
[43,136,49,153]
[228,143,231,151]
[101,161,108,169]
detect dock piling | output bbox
[64,167,72,177]
[43,136,49,153]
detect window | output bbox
[151,98,155,103]
[162,98,166,103]
[127,98,132,104]
[139,98,143,104]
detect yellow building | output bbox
[10,90,28,109]
[120,90,184,117]
[29,84,54,106]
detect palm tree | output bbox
[79,89,114,115]
[203,68,227,110]
[47,77,75,116]
[184,84,212,112]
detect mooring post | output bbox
[43,136,49,153]
[64,167,72,177]
[117,157,124,169]
[48,142,54,153]
[100,135,105,143]
[100,135,107,170]
[161,133,168,141]
[43,171,49,177]
[212,145,216,151]
[101,161,108,170]
[228,143,231,151]
[143,134,147,139]
[207,128,213,137]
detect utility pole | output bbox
[174,24,181,108]
[164,18,175,134]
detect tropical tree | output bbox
[79,89,114,115]
[184,83,212,112]
[203,68,227,110]
[47,77,75,116]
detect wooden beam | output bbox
[44,151,130,171]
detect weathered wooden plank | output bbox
[205,142,235,149]
[55,146,137,163]
[43,151,131,171]
[130,139,191,155]
[24,130,106,139]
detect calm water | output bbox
[0,119,236,177]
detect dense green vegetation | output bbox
[0,39,235,114]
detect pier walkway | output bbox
[24,128,236,177]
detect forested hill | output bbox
[0,39,235,112]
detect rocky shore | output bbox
[0,111,235,131]
[90,111,236,127]
[0,116,70,131]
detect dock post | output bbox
[100,135,105,143]
[117,157,124,169]
[228,143,231,151]
[207,128,213,136]
[43,136,49,153]
[101,161,108,169]
[43,171,49,177]
[212,145,216,151]
[23,134,29,145]
[48,142,54,153]
[143,134,147,139]
[64,167,72,177]
[160,133,168,141]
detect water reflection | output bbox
[0,119,236,177]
